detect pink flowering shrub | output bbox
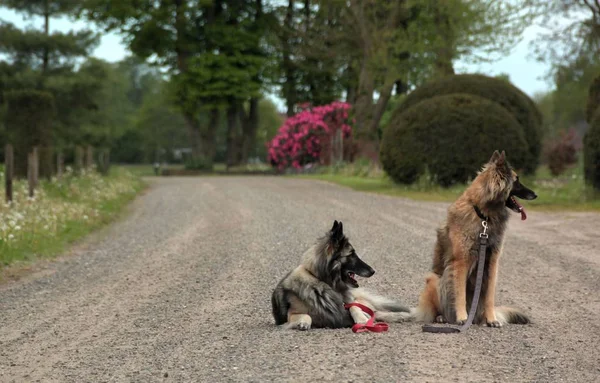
[267,101,352,170]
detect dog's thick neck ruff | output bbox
[473,205,488,221]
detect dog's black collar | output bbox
[473,205,488,221]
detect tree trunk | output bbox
[369,79,396,134]
[175,0,211,164]
[240,98,259,164]
[226,103,241,169]
[39,146,54,179]
[183,112,203,162]
[5,144,13,203]
[43,0,49,73]
[282,0,296,116]
[432,0,455,78]
[56,150,64,179]
[354,55,375,141]
[85,145,94,169]
[202,108,220,164]
[75,146,84,174]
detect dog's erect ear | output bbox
[489,150,501,163]
[499,150,506,165]
[330,220,344,243]
[330,220,339,232]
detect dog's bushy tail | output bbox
[271,287,288,325]
[495,306,530,325]
[352,288,409,313]
[351,288,413,323]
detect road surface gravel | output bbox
[1,177,599,382]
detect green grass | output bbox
[296,161,600,212]
[0,167,145,273]
[120,162,271,175]
[118,163,184,177]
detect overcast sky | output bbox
[1,8,552,110]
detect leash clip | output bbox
[479,220,488,238]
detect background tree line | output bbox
[1,0,599,181]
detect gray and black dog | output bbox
[271,221,409,330]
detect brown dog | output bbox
[397,151,537,327]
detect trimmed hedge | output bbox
[395,74,542,174]
[381,94,529,187]
[4,90,55,178]
[586,75,600,123]
[584,109,600,190]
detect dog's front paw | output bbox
[297,322,311,331]
[455,311,468,325]
[435,315,447,323]
[354,311,370,325]
[486,319,502,328]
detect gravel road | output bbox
[1,177,599,382]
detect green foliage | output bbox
[255,99,284,159]
[584,110,600,190]
[0,0,101,157]
[396,74,542,174]
[132,82,189,163]
[381,94,529,187]
[0,23,99,69]
[4,90,56,177]
[587,75,600,123]
[184,157,213,171]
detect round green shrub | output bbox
[586,75,600,123]
[395,74,542,174]
[584,109,600,190]
[381,94,529,187]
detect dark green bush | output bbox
[184,156,213,171]
[586,75,600,123]
[584,109,600,190]
[381,94,529,187]
[4,90,55,177]
[395,74,542,174]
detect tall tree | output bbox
[532,0,600,76]
[324,0,534,160]
[0,0,100,157]
[274,0,346,116]
[81,0,213,163]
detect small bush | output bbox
[381,94,529,187]
[267,102,352,170]
[395,74,542,174]
[586,75,600,123]
[584,109,600,190]
[184,156,213,171]
[544,129,578,176]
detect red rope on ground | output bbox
[344,302,389,333]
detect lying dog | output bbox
[271,220,409,330]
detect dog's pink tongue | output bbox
[520,208,527,221]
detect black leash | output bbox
[422,218,488,334]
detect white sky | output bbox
[1,8,552,111]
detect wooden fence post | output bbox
[75,146,84,174]
[56,151,64,179]
[103,149,111,174]
[5,144,13,203]
[28,151,35,198]
[32,146,39,187]
[86,145,94,169]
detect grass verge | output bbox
[296,161,600,212]
[0,167,144,271]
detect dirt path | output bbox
[1,177,599,382]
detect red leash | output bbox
[344,302,389,333]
